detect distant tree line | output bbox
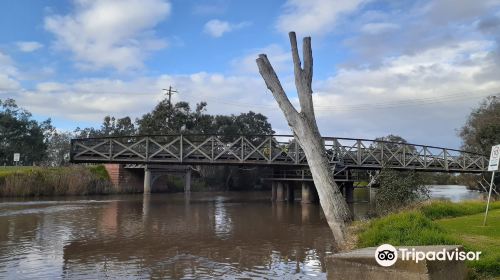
[73,101,273,138]
[0,99,53,166]
[1,95,498,190]
[0,97,274,190]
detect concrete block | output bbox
[326,245,467,280]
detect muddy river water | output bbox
[0,186,482,279]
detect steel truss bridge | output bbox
[70,134,488,173]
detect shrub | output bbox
[375,169,429,215]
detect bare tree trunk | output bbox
[256,32,351,245]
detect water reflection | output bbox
[0,185,484,279]
[0,193,335,279]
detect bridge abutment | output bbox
[104,164,143,193]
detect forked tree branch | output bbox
[289,32,315,119]
[256,54,299,126]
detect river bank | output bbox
[348,200,500,279]
[0,166,115,197]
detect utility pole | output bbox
[163,86,178,107]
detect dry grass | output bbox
[0,166,114,197]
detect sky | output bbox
[1,0,499,149]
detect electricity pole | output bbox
[163,86,178,107]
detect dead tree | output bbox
[256,32,351,244]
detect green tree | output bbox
[375,169,429,215]
[44,131,72,166]
[137,101,208,134]
[0,99,52,165]
[373,134,416,152]
[459,96,500,154]
[74,116,136,137]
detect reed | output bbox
[0,166,114,197]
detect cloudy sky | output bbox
[1,0,499,149]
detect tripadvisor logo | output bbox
[375,244,481,267]
[375,244,398,266]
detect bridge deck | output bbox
[70,134,488,173]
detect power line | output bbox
[179,90,497,112]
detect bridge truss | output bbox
[70,134,488,173]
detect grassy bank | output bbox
[353,200,500,279]
[0,165,114,197]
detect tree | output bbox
[0,99,52,165]
[44,131,73,166]
[256,32,350,245]
[372,134,416,153]
[74,116,136,138]
[137,101,208,134]
[375,169,428,215]
[459,96,500,155]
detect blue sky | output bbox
[1,0,499,149]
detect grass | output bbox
[357,211,457,248]
[354,200,500,279]
[437,209,500,278]
[0,166,39,178]
[420,200,500,220]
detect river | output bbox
[0,185,483,279]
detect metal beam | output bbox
[70,134,488,173]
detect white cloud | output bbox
[276,0,366,36]
[342,0,500,65]
[204,19,251,38]
[360,22,399,34]
[36,82,67,92]
[16,41,44,52]
[311,40,500,147]
[9,35,500,148]
[13,73,282,130]
[0,52,20,92]
[44,0,171,71]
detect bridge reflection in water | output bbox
[58,193,334,279]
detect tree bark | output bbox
[256,32,351,245]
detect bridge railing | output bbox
[70,134,488,173]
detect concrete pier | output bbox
[327,246,466,280]
[286,183,295,202]
[301,182,315,204]
[271,182,277,201]
[344,181,354,203]
[144,168,152,194]
[185,168,191,192]
[276,182,286,201]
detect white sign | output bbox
[13,153,20,162]
[488,144,500,171]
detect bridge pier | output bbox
[275,182,286,202]
[343,181,354,203]
[144,167,152,195]
[301,182,316,204]
[271,182,277,201]
[286,183,295,202]
[185,168,191,193]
